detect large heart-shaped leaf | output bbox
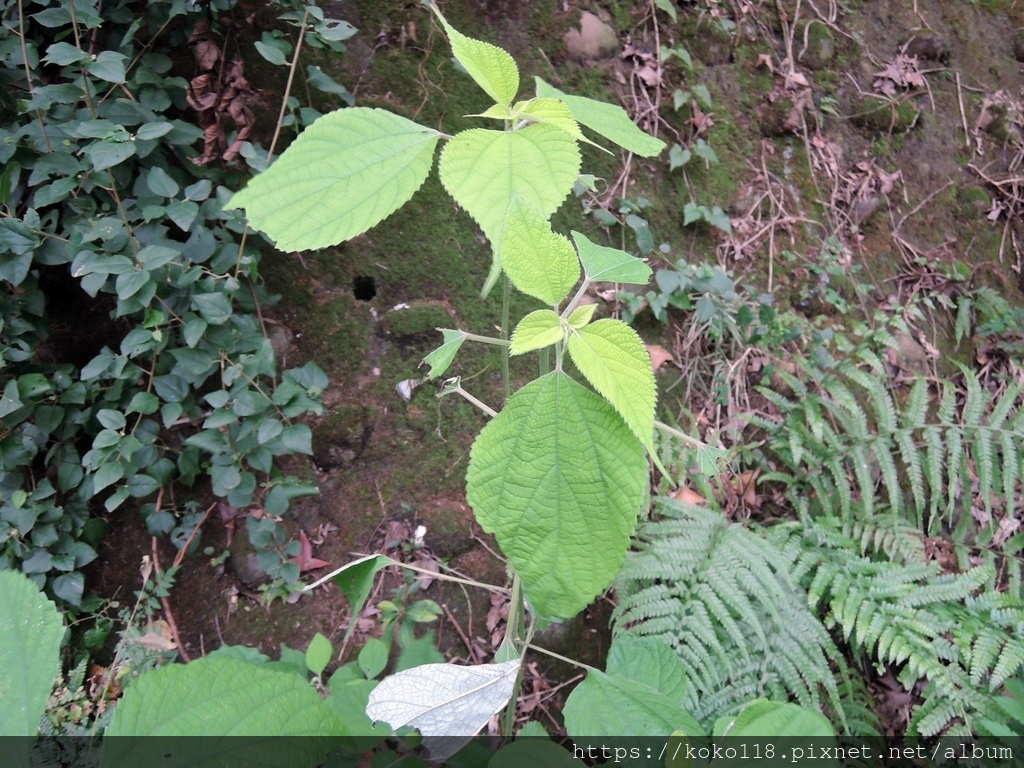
[438,124,580,285]
[227,108,441,251]
[563,670,704,738]
[0,571,64,737]
[105,657,343,737]
[466,372,647,618]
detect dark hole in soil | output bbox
[36,265,121,368]
[352,275,376,301]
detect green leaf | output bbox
[44,42,88,66]
[0,571,64,736]
[606,633,690,704]
[563,670,704,738]
[255,40,287,66]
[570,231,651,284]
[704,205,732,234]
[654,0,678,22]
[567,319,657,455]
[136,122,174,140]
[86,140,136,171]
[515,98,607,151]
[421,329,466,379]
[438,124,580,274]
[567,303,597,329]
[358,637,388,679]
[683,202,702,226]
[501,197,579,305]
[319,555,395,640]
[166,200,200,232]
[510,310,564,355]
[712,699,834,738]
[625,214,654,254]
[433,8,519,105]
[535,77,665,157]
[669,144,691,171]
[306,632,332,678]
[147,166,179,198]
[466,372,647,618]
[115,268,151,300]
[227,108,441,251]
[192,292,233,325]
[87,51,127,83]
[103,658,345,766]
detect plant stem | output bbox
[561,278,592,318]
[525,642,598,671]
[500,573,523,735]
[451,384,498,418]
[269,9,310,163]
[462,332,510,347]
[654,419,706,450]
[501,275,512,401]
[16,0,51,151]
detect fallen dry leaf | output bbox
[291,530,330,573]
[671,486,707,505]
[647,343,674,371]
[755,53,774,72]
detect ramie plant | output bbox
[227,2,729,623]
[0,5,840,755]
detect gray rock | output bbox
[564,11,618,61]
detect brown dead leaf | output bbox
[647,343,674,371]
[755,53,774,72]
[995,516,1021,547]
[671,486,707,505]
[384,520,411,549]
[130,619,177,652]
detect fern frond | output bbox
[614,500,845,730]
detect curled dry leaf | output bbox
[646,343,674,371]
[670,486,707,505]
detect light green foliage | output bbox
[515,99,605,150]
[434,7,519,106]
[613,499,846,729]
[713,699,835,738]
[305,632,332,678]
[563,669,704,738]
[500,197,580,305]
[571,231,653,284]
[567,304,598,329]
[567,319,657,455]
[0,571,64,736]
[221,4,680,742]
[535,78,667,157]
[467,373,647,618]
[439,124,581,287]
[421,329,467,379]
[104,657,345,740]
[227,109,441,251]
[510,311,564,355]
